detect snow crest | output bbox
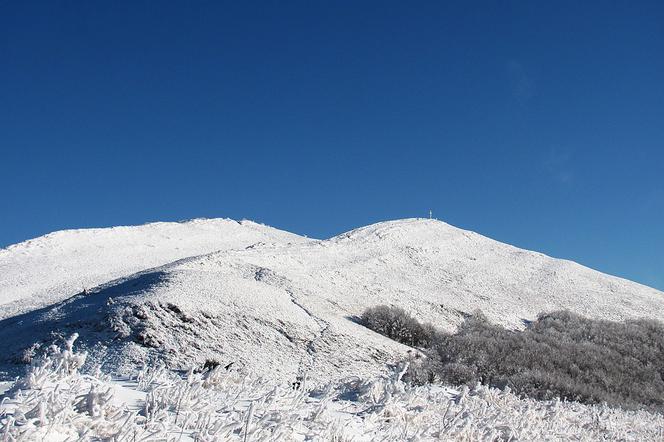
[1,218,663,383]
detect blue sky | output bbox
[1,2,663,290]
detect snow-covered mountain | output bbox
[1,218,663,383]
[0,218,311,320]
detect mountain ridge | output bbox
[0,217,662,384]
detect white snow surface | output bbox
[0,218,310,320]
[1,218,663,385]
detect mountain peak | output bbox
[1,217,662,383]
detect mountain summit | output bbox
[1,218,662,382]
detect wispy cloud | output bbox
[507,60,535,105]
[543,148,574,185]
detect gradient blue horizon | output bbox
[1,2,663,290]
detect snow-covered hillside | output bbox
[1,218,662,385]
[0,218,311,320]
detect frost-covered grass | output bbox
[2,336,664,441]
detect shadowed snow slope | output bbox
[0,218,662,383]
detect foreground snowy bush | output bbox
[0,334,168,441]
[2,336,664,441]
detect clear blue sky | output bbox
[1,2,663,290]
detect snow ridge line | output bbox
[284,288,330,379]
[284,289,330,352]
[252,265,330,376]
[0,246,243,321]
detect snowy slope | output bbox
[1,218,662,385]
[0,218,311,320]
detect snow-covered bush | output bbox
[2,333,664,440]
[0,334,168,441]
[403,309,664,412]
[361,305,436,348]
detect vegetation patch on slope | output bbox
[362,305,664,411]
[361,305,436,348]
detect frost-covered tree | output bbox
[361,305,436,348]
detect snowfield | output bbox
[1,217,664,440]
[0,218,311,320]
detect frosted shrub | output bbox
[0,335,167,441]
[134,361,170,391]
[397,308,664,412]
[2,333,664,440]
[361,305,436,347]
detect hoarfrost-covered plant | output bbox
[17,333,87,392]
[363,305,664,412]
[0,335,167,441]
[361,305,436,347]
[2,334,664,441]
[431,310,664,411]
